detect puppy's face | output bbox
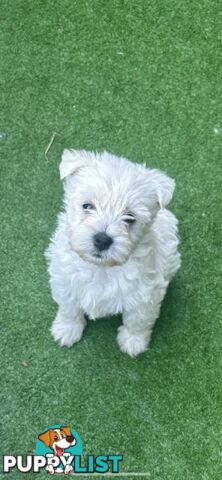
[60,150,175,267]
[39,427,76,451]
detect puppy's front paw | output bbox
[51,312,86,347]
[64,464,73,475]
[117,325,150,357]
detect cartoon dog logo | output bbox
[38,427,76,474]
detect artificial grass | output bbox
[0,1,221,479]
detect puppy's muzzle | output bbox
[93,232,113,251]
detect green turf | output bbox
[0,0,221,478]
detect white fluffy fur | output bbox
[46,150,181,357]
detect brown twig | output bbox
[45,132,60,160]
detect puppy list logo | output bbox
[3,424,123,475]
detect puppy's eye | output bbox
[82,203,95,211]
[123,213,136,224]
[125,217,136,224]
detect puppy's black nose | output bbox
[94,232,113,251]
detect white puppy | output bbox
[46,150,181,357]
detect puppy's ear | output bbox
[147,168,175,208]
[59,149,92,180]
[60,426,72,437]
[38,430,52,447]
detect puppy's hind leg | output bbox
[51,305,86,347]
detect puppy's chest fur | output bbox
[74,258,156,319]
[48,227,158,319]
